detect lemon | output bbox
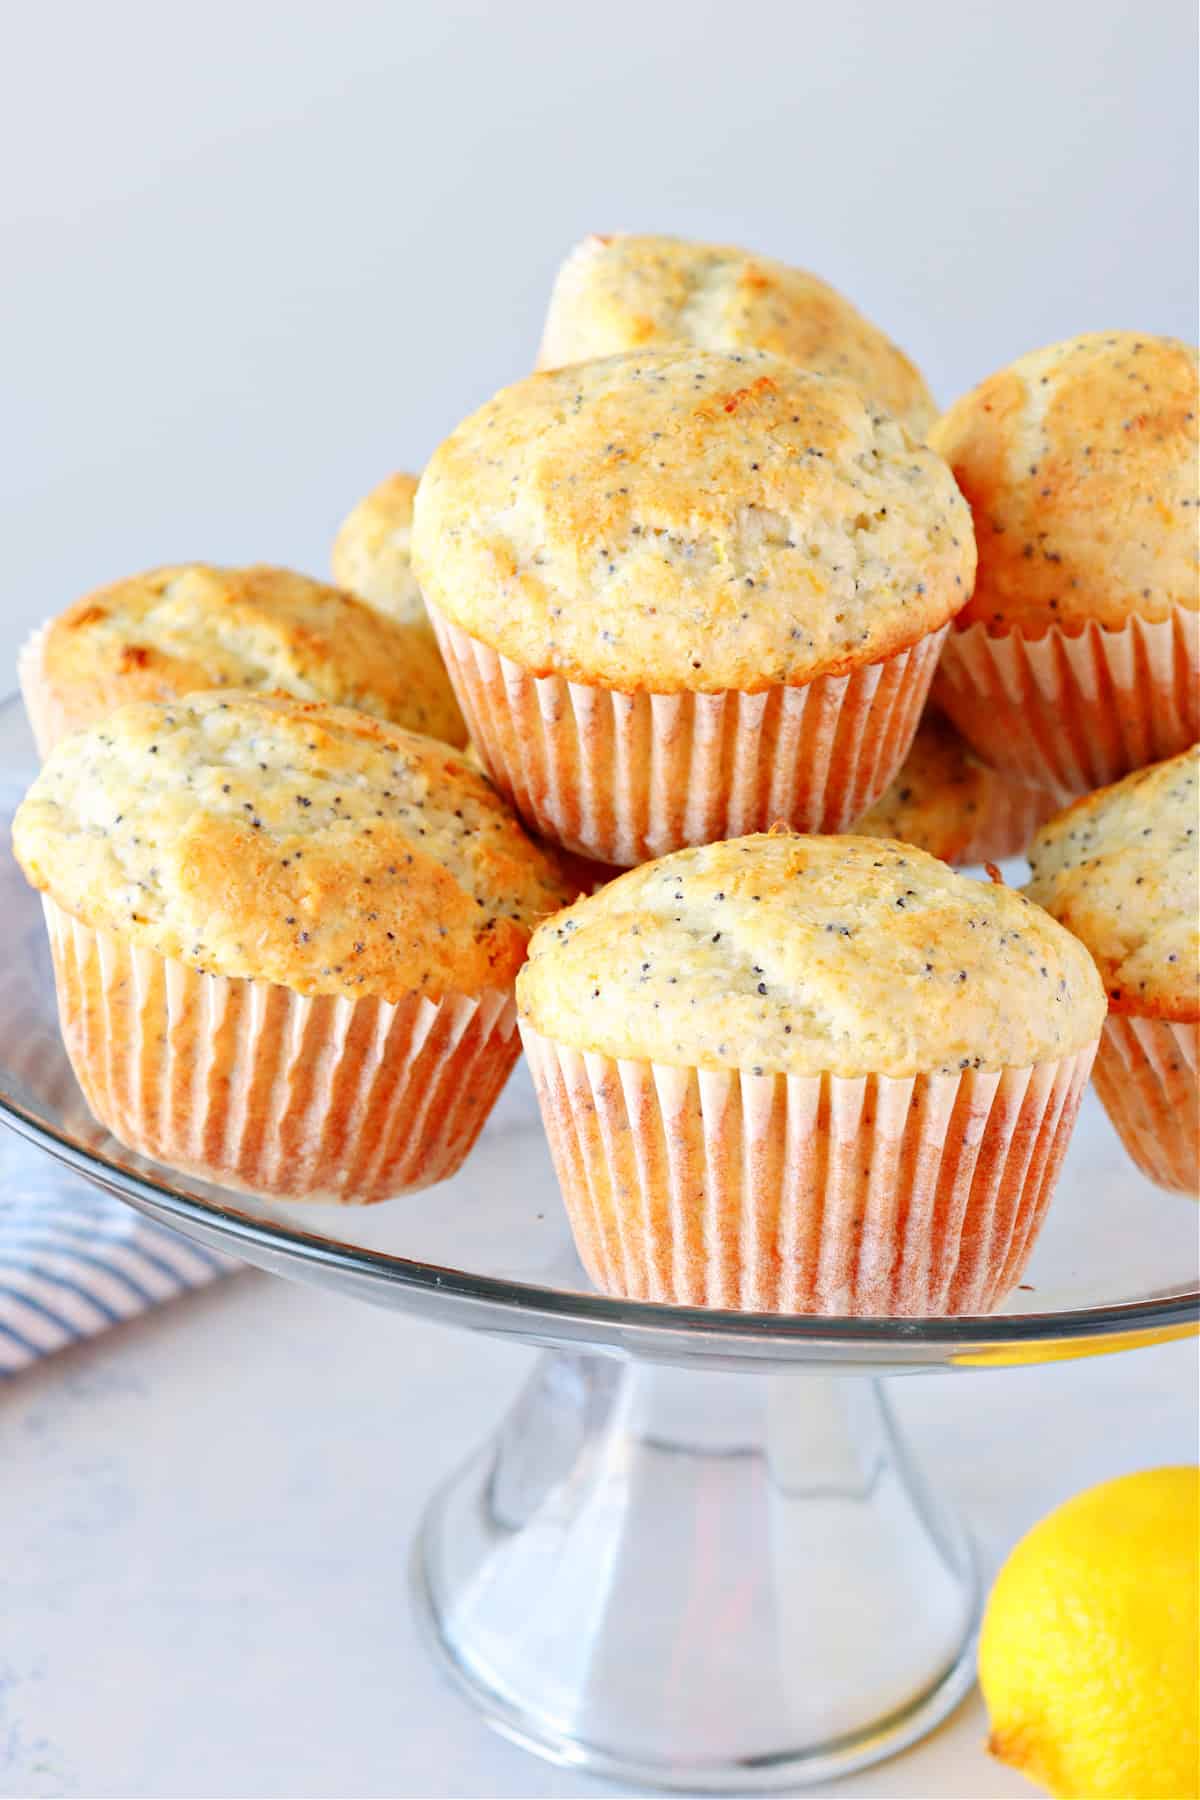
[980,1466,1199,1799]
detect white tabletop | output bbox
[0,1251,1194,1800]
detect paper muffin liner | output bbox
[1092,1016,1199,1196]
[521,1023,1096,1316]
[431,606,947,865]
[933,607,1199,800]
[41,898,519,1205]
[17,622,57,759]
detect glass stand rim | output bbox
[410,1518,983,1793]
[3,1103,1195,1372]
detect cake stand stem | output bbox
[413,1348,981,1792]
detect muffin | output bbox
[12,693,567,1203]
[331,475,468,744]
[932,333,1199,798]
[18,563,468,756]
[537,233,937,437]
[331,472,426,628]
[853,709,1058,865]
[413,349,975,865]
[518,833,1104,1315]
[1027,747,1199,1194]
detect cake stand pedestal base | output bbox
[413,1349,981,1792]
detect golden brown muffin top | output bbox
[932,333,1199,636]
[1026,746,1199,1019]
[331,473,426,628]
[413,350,974,692]
[537,233,936,437]
[35,563,467,749]
[853,711,1056,864]
[13,693,569,1002]
[518,833,1104,1077]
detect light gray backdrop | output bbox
[1,0,1196,658]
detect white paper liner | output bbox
[933,608,1199,800]
[521,1023,1096,1316]
[17,622,55,759]
[431,606,947,865]
[1093,1016,1198,1196]
[42,898,519,1205]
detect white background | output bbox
[0,4,1197,1797]
[1,0,1196,647]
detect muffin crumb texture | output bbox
[331,473,427,628]
[35,562,467,747]
[13,693,568,1002]
[414,348,975,692]
[537,233,937,436]
[852,710,1056,863]
[933,332,1199,635]
[518,833,1105,1076]
[1026,746,1200,1018]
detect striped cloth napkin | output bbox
[0,1124,234,1375]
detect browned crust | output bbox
[14,695,570,1003]
[934,334,1199,636]
[414,350,974,694]
[37,564,467,748]
[1105,991,1199,1021]
[536,233,938,436]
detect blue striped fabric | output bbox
[0,1127,234,1374]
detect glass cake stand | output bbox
[1,693,1196,1792]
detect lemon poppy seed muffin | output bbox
[414,349,975,863]
[520,835,1103,1076]
[14,692,567,1202]
[537,233,937,437]
[1027,746,1199,1192]
[16,693,567,999]
[932,333,1199,795]
[416,351,969,692]
[518,833,1102,1315]
[1026,747,1199,1017]
[20,563,468,756]
[331,475,468,745]
[852,710,1058,865]
[331,472,425,628]
[937,335,1198,638]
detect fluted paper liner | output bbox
[431,606,947,865]
[42,898,519,1204]
[1093,1016,1198,1196]
[18,623,56,760]
[934,607,1199,801]
[521,1024,1096,1315]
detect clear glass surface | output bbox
[1,694,1195,1371]
[2,689,1196,1789]
[414,1352,984,1790]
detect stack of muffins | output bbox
[12,231,1198,1317]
